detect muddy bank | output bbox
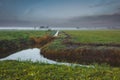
[0,35,55,58]
[41,31,120,67]
[41,46,120,66]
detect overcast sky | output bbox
[0,0,120,27]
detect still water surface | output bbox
[0,48,94,67]
[0,48,57,64]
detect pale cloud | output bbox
[67,14,120,27]
[23,8,32,16]
[90,0,120,8]
[20,3,99,20]
[0,0,120,28]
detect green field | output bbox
[0,30,120,79]
[0,60,120,80]
[0,30,54,40]
[64,30,120,43]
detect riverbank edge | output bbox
[0,31,55,58]
[41,31,120,67]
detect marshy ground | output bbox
[41,30,120,66]
[0,30,55,58]
[0,30,120,79]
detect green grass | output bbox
[1,30,120,79]
[0,30,56,58]
[0,30,54,40]
[64,30,120,43]
[42,39,66,51]
[0,60,120,80]
[41,30,120,66]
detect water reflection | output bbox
[0,48,56,64]
[0,48,94,68]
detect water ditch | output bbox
[0,31,94,68]
[0,48,93,67]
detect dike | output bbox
[41,31,120,67]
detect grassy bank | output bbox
[41,30,120,66]
[0,30,55,58]
[0,60,120,80]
